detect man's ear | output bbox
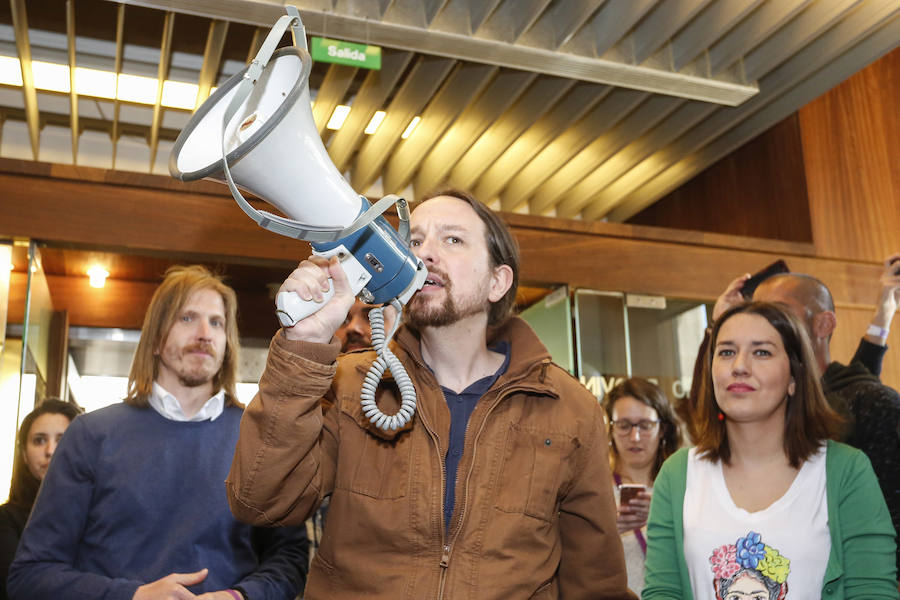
[488,264,514,303]
[812,310,836,340]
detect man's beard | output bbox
[162,342,220,388]
[405,273,488,330]
[342,332,371,352]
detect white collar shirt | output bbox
[149,382,226,422]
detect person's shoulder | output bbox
[824,440,875,476]
[542,363,596,404]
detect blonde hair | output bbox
[125,265,242,408]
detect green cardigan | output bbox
[642,440,898,599]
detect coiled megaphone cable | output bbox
[360,299,417,431]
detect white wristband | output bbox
[867,324,889,340]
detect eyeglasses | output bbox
[610,419,660,435]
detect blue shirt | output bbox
[440,342,510,532]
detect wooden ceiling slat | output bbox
[451,76,575,191]
[312,64,359,134]
[196,20,229,109]
[382,61,497,194]
[517,0,606,51]
[500,88,646,213]
[414,68,535,194]
[671,0,762,71]
[9,0,40,160]
[574,101,716,219]
[66,0,78,164]
[352,55,456,193]
[630,0,714,64]
[546,96,684,218]
[477,82,608,208]
[475,0,555,44]
[326,50,413,173]
[382,0,453,29]
[707,0,812,75]
[742,0,861,81]
[148,11,175,172]
[561,0,656,57]
[111,2,125,170]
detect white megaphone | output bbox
[169,7,425,432]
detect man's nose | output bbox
[196,319,213,340]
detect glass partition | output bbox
[574,290,629,399]
[569,289,709,404]
[518,286,574,374]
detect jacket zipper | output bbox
[401,345,553,599]
[436,382,544,600]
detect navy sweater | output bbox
[8,403,308,600]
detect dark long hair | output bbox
[695,301,842,467]
[8,399,83,508]
[602,377,682,480]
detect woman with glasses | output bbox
[602,378,683,595]
[643,302,898,599]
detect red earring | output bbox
[717,411,725,421]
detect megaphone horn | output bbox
[169,7,426,327]
[169,7,426,432]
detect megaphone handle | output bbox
[275,246,373,327]
[276,287,335,327]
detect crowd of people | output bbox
[1,189,898,599]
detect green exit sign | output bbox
[310,37,382,70]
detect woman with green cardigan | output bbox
[643,302,897,599]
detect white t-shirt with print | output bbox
[683,446,830,600]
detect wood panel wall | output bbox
[798,47,900,263]
[627,114,813,243]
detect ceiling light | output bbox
[364,110,386,135]
[0,56,23,86]
[75,67,117,99]
[87,266,109,288]
[116,73,159,105]
[326,105,351,130]
[401,116,421,139]
[163,80,199,110]
[32,60,71,93]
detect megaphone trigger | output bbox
[275,244,374,327]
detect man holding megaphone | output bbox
[227,189,635,599]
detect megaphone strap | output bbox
[218,7,410,245]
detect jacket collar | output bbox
[348,316,559,441]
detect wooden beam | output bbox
[149,11,175,172]
[9,272,280,339]
[112,3,125,170]
[196,20,229,110]
[66,0,79,164]
[9,0,39,160]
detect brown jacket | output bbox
[227,317,635,600]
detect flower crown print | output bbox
[709,531,791,584]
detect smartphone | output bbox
[741,259,790,300]
[619,483,646,506]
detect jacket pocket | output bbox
[493,422,569,521]
[336,418,411,499]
